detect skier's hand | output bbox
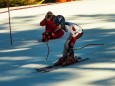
[43,32,52,42]
[45,15,52,21]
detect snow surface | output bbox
[0,0,115,86]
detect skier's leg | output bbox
[53,34,72,66]
[63,34,74,58]
[54,32,83,66]
[62,32,84,66]
[65,32,83,57]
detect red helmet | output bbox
[47,11,53,15]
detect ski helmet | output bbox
[54,15,65,28]
[46,11,53,19]
[47,11,53,15]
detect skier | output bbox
[40,11,64,42]
[53,15,84,66]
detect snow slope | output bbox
[0,0,115,86]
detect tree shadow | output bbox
[66,13,115,85]
[89,77,115,86]
[0,13,115,86]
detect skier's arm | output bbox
[40,15,53,26]
[40,18,47,26]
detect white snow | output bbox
[0,0,115,86]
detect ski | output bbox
[35,58,89,73]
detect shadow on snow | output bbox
[0,13,115,86]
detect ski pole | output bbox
[7,0,13,45]
[46,41,50,61]
[74,43,105,50]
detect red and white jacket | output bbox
[65,22,83,37]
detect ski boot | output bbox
[53,57,66,66]
[62,56,81,66]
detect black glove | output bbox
[42,32,52,42]
[45,32,52,38]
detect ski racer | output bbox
[53,15,84,66]
[40,11,64,42]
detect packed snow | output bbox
[0,0,115,86]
